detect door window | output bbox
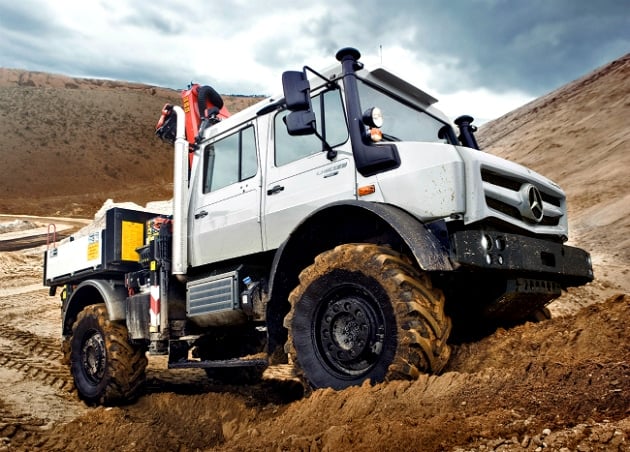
[274,89,348,166]
[203,125,257,193]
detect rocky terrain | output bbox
[0,54,628,451]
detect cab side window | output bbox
[274,88,348,166]
[203,125,257,193]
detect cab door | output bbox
[190,124,262,265]
[263,88,355,249]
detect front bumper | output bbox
[449,230,594,286]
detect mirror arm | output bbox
[311,128,337,161]
[303,65,339,91]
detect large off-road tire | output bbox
[61,335,71,366]
[284,243,451,390]
[70,304,147,405]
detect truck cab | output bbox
[45,47,592,405]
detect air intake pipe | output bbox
[454,115,480,150]
[171,106,189,281]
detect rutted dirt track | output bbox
[0,212,627,450]
[0,284,627,451]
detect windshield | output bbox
[357,79,451,144]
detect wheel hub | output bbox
[81,330,106,384]
[332,315,362,350]
[317,295,384,375]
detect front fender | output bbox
[352,201,453,271]
[270,200,453,292]
[264,200,453,360]
[62,279,127,336]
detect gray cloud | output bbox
[325,0,630,95]
[0,2,75,73]
[118,1,195,35]
[0,2,55,35]
[0,0,627,119]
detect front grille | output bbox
[485,197,521,220]
[481,168,563,227]
[481,169,522,191]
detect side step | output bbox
[168,358,268,370]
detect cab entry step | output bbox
[168,358,268,370]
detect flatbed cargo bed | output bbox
[43,207,161,287]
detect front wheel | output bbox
[70,304,147,405]
[284,244,451,390]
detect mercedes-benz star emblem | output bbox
[519,184,544,223]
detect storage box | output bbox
[44,207,161,286]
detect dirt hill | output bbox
[478,53,630,300]
[0,55,628,451]
[0,68,262,216]
[478,54,630,247]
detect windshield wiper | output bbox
[380,132,401,142]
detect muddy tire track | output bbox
[0,289,85,450]
[0,402,50,448]
[0,349,75,394]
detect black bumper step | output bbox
[450,230,593,285]
[168,358,268,370]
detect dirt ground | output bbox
[0,55,628,451]
[0,249,627,451]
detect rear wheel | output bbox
[285,244,451,389]
[70,304,147,405]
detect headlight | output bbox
[362,107,383,128]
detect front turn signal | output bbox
[369,128,383,142]
[357,185,376,196]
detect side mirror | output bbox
[282,70,317,136]
[283,111,316,136]
[282,71,311,111]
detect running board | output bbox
[168,358,268,370]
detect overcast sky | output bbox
[1,0,628,123]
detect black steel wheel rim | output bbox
[314,285,386,377]
[80,329,106,385]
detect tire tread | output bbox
[286,243,451,389]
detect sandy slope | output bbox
[478,54,630,299]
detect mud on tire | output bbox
[284,243,451,390]
[70,304,147,405]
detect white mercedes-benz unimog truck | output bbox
[43,48,593,405]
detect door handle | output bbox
[194,210,208,219]
[267,185,285,195]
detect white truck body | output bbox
[44,231,103,281]
[43,48,592,405]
